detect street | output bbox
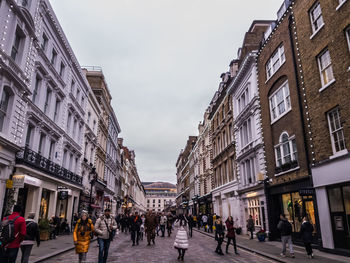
[45,231,276,263]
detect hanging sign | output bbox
[6,179,13,189]
[59,191,68,200]
[12,174,25,188]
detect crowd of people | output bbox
[0,205,315,263]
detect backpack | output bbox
[282,220,292,235]
[0,216,20,247]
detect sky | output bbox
[50,0,283,184]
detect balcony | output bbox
[16,147,83,186]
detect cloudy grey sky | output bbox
[51,0,283,183]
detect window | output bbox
[76,89,80,101]
[53,99,60,121]
[63,150,68,168]
[51,48,57,65]
[327,108,346,153]
[38,133,46,154]
[239,118,252,149]
[72,119,77,138]
[11,29,23,61]
[87,112,91,124]
[309,2,324,33]
[266,45,285,79]
[0,88,11,132]
[275,132,298,168]
[59,62,65,78]
[347,26,350,53]
[318,49,335,89]
[238,84,250,113]
[44,88,52,114]
[41,33,48,51]
[71,80,75,94]
[69,153,73,171]
[81,96,85,108]
[25,124,34,146]
[241,157,256,185]
[32,76,41,103]
[48,140,55,160]
[67,112,72,131]
[269,80,291,122]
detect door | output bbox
[17,186,28,217]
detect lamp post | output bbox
[89,167,97,215]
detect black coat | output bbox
[130,215,142,231]
[24,219,40,246]
[300,221,314,243]
[215,222,225,241]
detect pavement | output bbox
[43,230,277,263]
[194,228,350,263]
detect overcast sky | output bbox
[50,0,283,183]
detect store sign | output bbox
[299,188,314,196]
[6,179,13,189]
[59,191,68,200]
[12,174,25,188]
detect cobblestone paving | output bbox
[45,231,277,263]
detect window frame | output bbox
[327,107,346,154]
[0,87,13,133]
[346,26,350,53]
[309,2,324,35]
[317,49,335,91]
[269,80,291,124]
[274,132,298,168]
[265,44,285,80]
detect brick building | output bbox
[292,0,350,252]
[257,0,317,242]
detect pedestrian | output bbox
[246,215,255,239]
[20,212,40,263]
[277,213,294,258]
[94,208,117,263]
[166,213,174,237]
[159,213,167,237]
[140,214,145,241]
[145,211,157,246]
[225,216,238,255]
[208,214,213,233]
[130,212,142,246]
[197,214,202,230]
[202,214,208,232]
[0,205,27,263]
[72,213,79,232]
[300,216,314,259]
[186,214,194,237]
[214,216,224,255]
[48,215,56,239]
[173,214,189,261]
[73,210,94,263]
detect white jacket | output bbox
[173,220,189,249]
[94,215,117,240]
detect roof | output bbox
[142,182,176,189]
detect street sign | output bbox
[6,179,13,189]
[299,188,314,196]
[12,174,25,188]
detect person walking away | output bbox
[214,216,225,255]
[20,212,40,263]
[187,214,194,237]
[73,211,94,263]
[225,216,238,255]
[0,205,26,263]
[159,213,167,237]
[166,213,174,237]
[300,216,314,259]
[208,214,213,233]
[246,215,255,239]
[202,214,208,232]
[173,214,189,261]
[131,212,142,246]
[140,214,145,241]
[145,211,157,245]
[197,214,202,230]
[277,213,294,258]
[94,208,117,263]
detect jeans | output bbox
[160,225,165,237]
[131,230,140,244]
[78,252,87,263]
[0,247,19,263]
[188,226,193,237]
[20,245,33,263]
[226,237,237,253]
[215,239,223,253]
[304,242,313,255]
[97,238,111,263]
[281,235,294,255]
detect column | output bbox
[48,190,58,217]
[316,187,334,249]
[35,187,43,221]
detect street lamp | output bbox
[89,167,97,215]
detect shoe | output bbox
[147,243,150,246]
[311,253,314,258]
[177,255,181,260]
[215,250,219,254]
[226,251,229,254]
[132,243,135,246]
[181,256,184,261]
[152,239,155,244]
[280,253,286,257]
[235,251,239,255]
[291,253,295,258]
[219,252,224,256]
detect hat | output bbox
[81,210,88,216]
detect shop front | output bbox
[267,177,319,244]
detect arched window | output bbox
[275,132,298,169]
[0,87,13,132]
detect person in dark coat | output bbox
[225,216,238,255]
[145,211,157,245]
[187,214,194,237]
[130,212,142,246]
[300,216,314,259]
[246,215,255,239]
[166,213,174,237]
[214,216,225,255]
[208,214,213,233]
[20,212,40,263]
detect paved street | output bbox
[45,231,276,263]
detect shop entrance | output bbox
[17,186,28,217]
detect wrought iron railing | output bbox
[16,147,83,186]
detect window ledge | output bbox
[336,1,347,11]
[310,23,325,40]
[274,166,300,177]
[270,107,292,125]
[330,149,349,159]
[319,79,336,92]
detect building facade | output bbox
[228,21,272,233]
[143,182,177,213]
[257,0,317,242]
[292,0,350,251]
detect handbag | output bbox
[104,219,114,241]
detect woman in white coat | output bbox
[173,214,189,261]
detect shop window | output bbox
[328,188,344,212]
[39,189,51,219]
[282,192,303,232]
